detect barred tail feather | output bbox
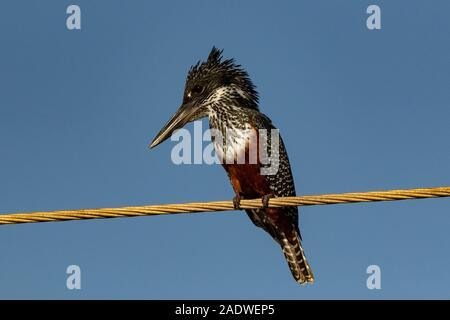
[281,230,314,285]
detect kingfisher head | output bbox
[150,47,258,148]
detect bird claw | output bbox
[261,194,274,209]
[233,195,242,210]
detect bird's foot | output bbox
[233,195,242,210]
[261,194,275,209]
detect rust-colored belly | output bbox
[223,163,272,199]
[223,163,293,232]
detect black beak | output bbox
[149,101,196,149]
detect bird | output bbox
[150,47,314,285]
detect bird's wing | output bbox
[247,110,299,228]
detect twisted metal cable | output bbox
[0,186,449,225]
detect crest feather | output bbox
[207,46,223,64]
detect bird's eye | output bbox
[191,84,204,95]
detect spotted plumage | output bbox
[150,47,314,284]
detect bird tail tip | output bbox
[281,231,315,285]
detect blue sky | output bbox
[0,0,449,299]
